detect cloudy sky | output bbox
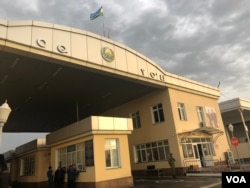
[0,0,250,152]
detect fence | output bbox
[183,158,250,173]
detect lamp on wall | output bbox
[0,100,12,148]
[228,123,234,137]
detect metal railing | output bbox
[183,158,250,173]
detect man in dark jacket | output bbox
[0,164,11,188]
[67,164,79,188]
[47,166,53,188]
[54,166,66,188]
[168,153,176,178]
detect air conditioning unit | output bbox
[224,150,235,165]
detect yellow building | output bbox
[5,116,133,188]
[0,19,231,187]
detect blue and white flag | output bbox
[90,6,104,20]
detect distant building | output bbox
[219,98,250,163]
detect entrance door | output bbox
[197,144,205,167]
[193,144,202,167]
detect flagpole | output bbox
[103,21,105,37]
[90,6,105,36]
[102,7,105,37]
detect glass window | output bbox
[177,103,187,121]
[131,111,141,129]
[182,144,194,158]
[20,155,35,176]
[151,103,165,124]
[85,140,94,166]
[181,137,216,158]
[197,106,206,126]
[57,140,93,171]
[105,139,121,168]
[134,140,170,163]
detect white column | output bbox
[239,108,250,151]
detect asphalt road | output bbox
[133,176,221,188]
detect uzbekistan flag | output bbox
[90,6,104,20]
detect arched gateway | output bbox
[1,19,229,188]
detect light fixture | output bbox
[228,123,234,134]
[0,100,12,148]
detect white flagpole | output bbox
[102,6,105,37]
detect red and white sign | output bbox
[231,137,239,147]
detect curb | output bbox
[186,173,221,177]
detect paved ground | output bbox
[133,176,222,188]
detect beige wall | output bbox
[47,116,133,183]
[15,149,50,183]
[103,87,230,171]
[168,88,230,161]
[93,134,132,182]
[50,133,132,183]
[0,19,220,98]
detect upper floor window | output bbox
[105,138,121,168]
[197,106,205,127]
[131,111,141,129]
[151,103,165,123]
[177,103,187,121]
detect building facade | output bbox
[219,98,250,163]
[0,19,233,187]
[103,86,229,175]
[5,116,133,188]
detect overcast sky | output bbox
[1,0,250,153]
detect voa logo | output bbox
[226,176,246,184]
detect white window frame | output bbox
[57,141,88,171]
[105,138,121,169]
[130,111,141,129]
[177,103,187,121]
[134,140,170,163]
[19,155,35,176]
[197,106,205,126]
[151,103,165,124]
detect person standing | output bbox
[168,153,176,178]
[54,166,66,188]
[67,164,79,188]
[0,163,11,188]
[47,166,54,188]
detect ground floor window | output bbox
[20,155,35,176]
[181,137,215,159]
[105,138,121,168]
[134,140,170,163]
[57,139,94,171]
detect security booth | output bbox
[46,116,134,188]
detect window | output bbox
[151,103,165,123]
[177,103,187,120]
[131,111,141,129]
[182,143,194,158]
[57,140,94,171]
[20,155,35,176]
[134,140,170,163]
[181,138,215,159]
[197,106,205,126]
[105,139,121,168]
